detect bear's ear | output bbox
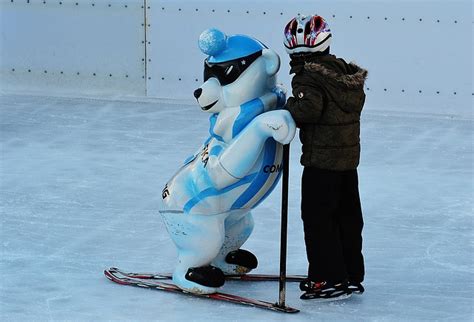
[262,49,280,76]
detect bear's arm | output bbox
[206,123,268,189]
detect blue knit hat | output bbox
[198,28,265,63]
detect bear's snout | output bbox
[194,88,202,99]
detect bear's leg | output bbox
[212,211,258,274]
[161,211,227,294]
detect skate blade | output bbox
[301,292,352,302]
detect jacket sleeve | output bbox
[285,81,324,125]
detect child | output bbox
[283,14,368,300]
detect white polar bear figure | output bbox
[159,28,296,294]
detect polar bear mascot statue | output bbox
[160,28,296,294]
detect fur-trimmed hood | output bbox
[289,54,367,113]
[304,61,368,89]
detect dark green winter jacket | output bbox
[286,54,368,171]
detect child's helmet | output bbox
[283,14,332,54]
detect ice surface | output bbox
[0,94,472,321]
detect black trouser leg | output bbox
[301,167,347,283]
[337,170,365,283]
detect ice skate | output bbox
[300,280,352,301]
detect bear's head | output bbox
[194,28,280,113]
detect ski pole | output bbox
[278,143,290,308]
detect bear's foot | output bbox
[185,265,225,288]
[225,249,258,274]
[172,266,225,295]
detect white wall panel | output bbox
[146,0,472,117]
[0,0,471,117]
[0,0,146,97]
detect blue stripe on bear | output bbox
[209,113,224,142]
[252,159,282,209]
[209,145,223,157]
[232,98,264,138]
[183,172,258,213]
[231,138,276,209]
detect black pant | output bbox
[301,167,364,284]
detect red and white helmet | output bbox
[283,14,332,54]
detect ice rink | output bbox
[0,94,472,321]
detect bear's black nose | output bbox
[194,88,202,99]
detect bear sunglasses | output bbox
[203,50,262,86]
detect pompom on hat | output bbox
[198,28,266,63]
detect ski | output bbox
[104,268,299,313]
[107,267,306,282]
